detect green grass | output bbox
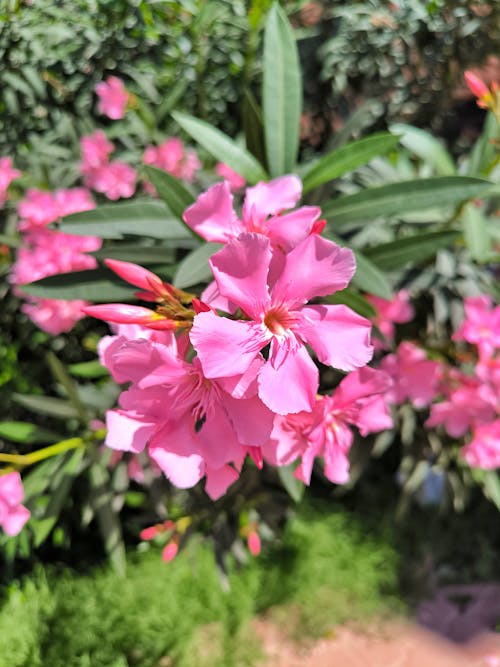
[0,506,402,667]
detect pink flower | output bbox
[85,161,136,200]
[80,131,114,170]
[0,157,21,206]
[453,296,500,361]
[21,298,92,335]
[247,530,261,556]
[162,540,179,562]
[215,163,246,192]
[183,175,323,253]
[464,71,489,99]
[0,472,30,536]
[426,382,496,438]
[17,188,94,231]
[95,76,129,120]
[190,233,373,415]
[264,367,392,485]
[143,138,201,185]
[367,289,414,350]
[380,342,441,408]
[461,421,500,469]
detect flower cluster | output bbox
[10,187,101,334]
[80,130,137,200]
[143,137,201,187]
[95,75,130,120]
[84,176,393,499]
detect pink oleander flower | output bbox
[183,175,324,253]
[21,298,92,335]
[367,289,414,350]
[190,233,373,415]
[95,75,129,119]
[461,420,500,469]
[464,71,498,110]
[100,332,274,499]
[143,137,201,185]
[0,472,30,536]
[426,382,496,438]
[17,187,94,231]
[0,157,21,206]
[215,163,246,192]
[264,367,392,485]
[85,161,136,200]
[80,130,115,170]
[247,530,261,556]
[380,342,441,408]
[453,296,500,362]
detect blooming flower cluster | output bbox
[95,75,130,120]
[143,137,201,188]
[380,295,500,470]
[0,472,30,536]
[84,176,395,499]
[0,157,21,207]
[10,187,101,334]
[80,130,137,200]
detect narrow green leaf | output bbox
[68,360,109,379]
[364,230,460,270]
[483,471,500,511]
[263,3,302,176]
[390,123,456,176]
[302,132,400,193]
[461,203,492,262]
[89,461,126,576]
[47,351,88,423]
[0,422,60,444]
[173,111,268,184]
[174,243,222,288]
[91,243,185,264]
[242,87,267,169]
[352,250,393,300]
[324,288,377,319]
[466,111,500,176]
[12,394,80,419]
[143,165,195,221]
[22,267,136,302]
[59,200,190,240]
[277,464,304,503]
[323,177,491,226]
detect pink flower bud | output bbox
[82,303,163,325]
[140,525,160,541]
[464,71,489,99]
[162,540,179,562]
[247,531,261,557]
[105,259,163,293]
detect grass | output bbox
[0,504,402,667]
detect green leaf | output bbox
[351,250,393,300]
[461,203,492,262]
[466,111,500,176]
[263,3,302,176]
[302,132,400,193]
[91,243,183,264]
[21,267,136,302]
[59,200,190,240]
[324,288,377,319]
[143,165,195,221]
[173,243,222,288]
[0,422,60,444]
[323,177,492,226]
[89,461,126,576]
[47,352,88,423]
[389,123,456,176]
[242,87,267,169]
[32,448,85,547]
[364,230,460,270]
[483,471,500,511]
[278,464,304,503]
[172,111,268,184]
[12,394,80,420]
[68,360,109,379]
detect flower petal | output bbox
[204,465,239,500]
[300,304,373,371]
[149,421,205,488]
[243,175,302,223]
[105,409,156,453]
[266,206,321,252]
[183,181,242,242]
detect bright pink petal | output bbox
[356,396,393,435]
[323,433,352,484]
[204,465,239,500]
[196,405,243,469]
[83,304,161,325]
[183,181,242,242]
[270,235,356,306]
[300,304,373,371]
[334,366,392,408]
[149,421,205,488]
[105,410,156,453]
[0,471,25,506]
[210,233,271,319]
[3,506,30,536]
[258,343,318,414]
[190,311,266,378]
[243,175,302,223]
[105,259,163,292]
[223,394,275,446]
[266,206,321,252]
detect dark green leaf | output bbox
[92,243,186,264]
[0,422,60,445]
[302,133,400,193]
[323,177,491,226]
[263,3,302,176]
[12,394,80,419]
[47,351,88,422]
[352,250,393,300]
[364,231,460,270]
[242,87,267,169]
[483,471,500,511]
[143,166,195,221]
[21,267,136,302]
[461,203,492,262]
[173,243,222,288]
[172,111,268,184]
[68,360,109,379]
[59,200,190,240]
[324,288,377,319]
